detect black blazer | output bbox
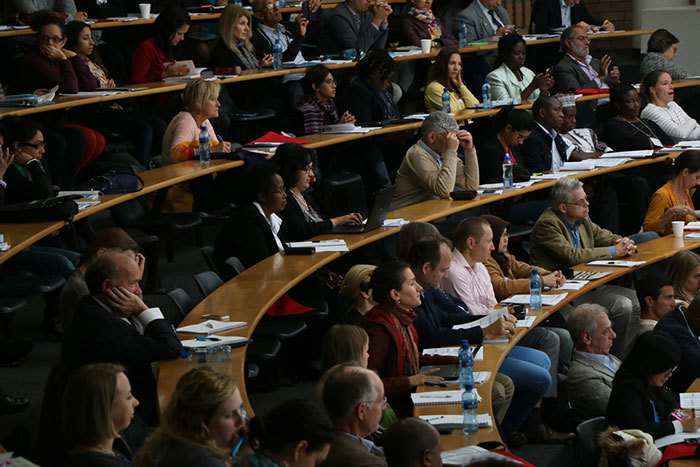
[279,190,333,242]
[530,0,597,33]
[250,21,306,62]
[520,123,568,173]
[210,41,257,71]
[61,296,183,425]
[413,287,483,350]
[605,367,679,440]
[654,307,700,393]
[213,204,288,275]
[477,135,526,184]
[338,78,399,126]
[4,160,53,204]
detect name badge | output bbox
[650,137,663,148]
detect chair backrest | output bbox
[143,292,182,326]
[199,246,220,275]
[167,288,194,319]
[223,256,246,279]
[576,416,606,467]
[193,270,224,298]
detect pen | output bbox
[196,336,221,341]
[423,416,445,422]
[425,382,447,387]
[232,436,244,456]
[532,172,544,176]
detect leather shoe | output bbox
[0,393,29,415]
[523,424,575,444]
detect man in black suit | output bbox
[519,95,568,173]
[318,0,392,55]
[530,0,614,34]
[654,299,700,393]
[61,252,183,426]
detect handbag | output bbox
[0,195,79,223]
[77,171,145,194]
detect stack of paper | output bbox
[561,160,596,171]
[382,218,410,227]
[501,293,568,307]
[285,239,348,252]
[163,60,207,81]
[593,158,630,168]
[600,149,654,158]
[419,413,493,429]
[557,280,588,290]
[680,392,700,409]
[0,85,58,107]
[176,320,246,334]
[321,124,380,134]
[422,346,484,361]
[586,260,646,267]
[516,316,537,328]
[477,189,504,196]
[452,309,508,331]
[411,389,481,406]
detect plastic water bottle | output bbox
[199,125,211,167]
[458,20,468,48]
[441,87,451,113]
[272,39,283,71]
[462,387,479,434]
[458,339,474,389]
[482,79,492,110]
[530,269,542,309]
[502,154,513,190]
[278,0,286,7]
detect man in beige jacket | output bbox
[393,111,479,209]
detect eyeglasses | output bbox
[264,1,280,9]
[324,79,337,86]
[299,164,313,173]
[565,197,588,207]
[40,35,64,43]
[362,396,387,407]
[23,141,46,149]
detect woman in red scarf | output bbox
[398,0,457,48]
[360,261,455,417]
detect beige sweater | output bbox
[393,141,479,209]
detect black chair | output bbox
[199,245,220,276]
[166,288,194,321]
[0,297,27,334]
[576,416,606,467]
[123,228,161,290]
[193,270,223,298]
[246,336,282,362]
[223,256,246,280]
[142,292,182,327]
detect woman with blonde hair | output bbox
[211,5,273,72]
[667,250,700,302]
[134,366,245,467]
[339,264,377,324]
[60,363,139,466]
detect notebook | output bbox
[411,389,481,406]
[176,320,246,335]
[419,414,493,429]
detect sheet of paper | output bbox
[285,239,348,252]
[685,232,700,239]
[501,293,568,307]
[473,371,491,383]
[452,308,508,330]
[411,389,481,405]
[60,91,123,97]
[593,158,630,167]
[655,431,700,449]
[586,260,646,267]
[680,392,700,409]
[600,149,654,158]
[516,316,536,328]
[530,172,576,180]
[176,320,246,334]
[419,413,492,428]
[180,335,249,348]
[556,280,589,290]
[422,346,483,360]
[561,161,596,171]
[382,218,410,227]
[477,189,504,196]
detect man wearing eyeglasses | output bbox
[530,178,640,357]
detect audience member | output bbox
[317,0,391,55]
[398,0,457,48]
[339,264,377,324]
[214,162,286,272]
[161,79,231,212]
[3,118,53,204]
[6,0,88,21]
[477,107,532,183]
[519,95,567,173]
[636,274,676,334]
[567,304,620,420]
[64,20,161,166]
[603,83,674,151]
[455,0,513,66]
[643,150,700,235]
[487,33,554,104]
[360,261,455,417]
[59,227,141,327]
[529,179,641,357]
[394,111,478,208]
[395,221,440,261]
[640,70,700,143]
[296,65,356,135]
[239,399,333,466]
[606,331,700,440]
[131,5,191,83]
[340,50,400,125]
[60,363,138,466]
[383,417,441,467]
[556,94,611,157]
[61,252,183,427]
[320,364,388,466]
[272,143,362,240]
[641,28,687,80]
[531,0,614,34]
[134,366,245,466]
[212,5,273,72]
[424,47,479,113]
[667,250,700,302]
[655,297,700,393]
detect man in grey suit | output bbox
[320,364,387,467]
[567,303,621,420]
[318,0,392,55]
[454,0,513,66]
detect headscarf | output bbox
[481,214,511,277]
[407,8,442,40]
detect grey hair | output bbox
[549,178,583,210]
[421,111,458,138]
[322,365,377,421]
[560,24,585,51]
[568,303,609,348]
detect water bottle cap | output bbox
[484,79,489,84]
[532,269,538,274]
[462,339,470,347]
[444,88,449,92]
[201,125,206,130]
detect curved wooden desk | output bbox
[156,150,678,417]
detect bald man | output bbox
[384,418,442,467]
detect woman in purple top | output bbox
[398,0,457,47]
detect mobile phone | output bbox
[285,246,315,255]
[545,67,553,76]
[450,190,477,200]
[201,313,230,321]
[672,409,690,421]
[302,0,311,18]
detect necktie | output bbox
[488,9,504,29]
[555,134,569,162]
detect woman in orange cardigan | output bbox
[643,150,700,236]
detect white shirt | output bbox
[560,0,572,27]
[253,201,284,252]
[257,23,305,83]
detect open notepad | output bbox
[419,414,493,429]
[411,389,481,406]
[176,320,246,334]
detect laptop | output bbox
[329,186,396,234]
